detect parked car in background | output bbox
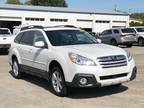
[131,27,144,46]
[9,25,136,96]
[99,28,137,47]
[0,28,13,51]
[88,32,102,43]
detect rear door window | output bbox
[113,29,119,34]
[101,30,112,35]
[14,32,24,43]
[20,31,34,46]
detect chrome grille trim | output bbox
[97,55,127,68]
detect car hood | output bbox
[62,44,126,58]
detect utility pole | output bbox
[114,4,117,12]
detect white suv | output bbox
[0,28,13,51]
[131,27,144,46]
[9,26,137,96]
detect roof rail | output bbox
[45,25,77,28]
[21,25,44,31]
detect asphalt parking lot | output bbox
[0,46,144,108]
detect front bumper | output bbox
[66,66,137,88]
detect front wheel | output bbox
[111,40,118,46]
[138,38,144,46]
[51,67,68,97]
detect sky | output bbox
[0,0,143,13]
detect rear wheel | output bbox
[111,39,118,46]
[126,44,132,48]
[12,58,22,79]
[51,67,68,97]
[138,38,144,46]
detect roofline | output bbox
[0,4,129,16]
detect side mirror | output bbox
[34,41,45,48]
[97,39,102,43]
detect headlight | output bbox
[125,50,133,62]
[68,52,96,66]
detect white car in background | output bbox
[131,27,144,46]
[0,28,14,51]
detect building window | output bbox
[96,20,110,23]
[113,21,126,23]
[77,19,92,22]
[50,18,68,22]
[25,17,45,21]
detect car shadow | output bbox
[0,49,8,55]
[9,71,128,99]
[9,71,53,92]
[68,85,128,99]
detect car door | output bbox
[113,29,120,42]
[19,31,34,68]
[100,30,112,44]
[31,30,49,76]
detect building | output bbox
[0,4,129,33]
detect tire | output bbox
[12,58,22,79]
[111,39,118,46]
[50,67,68,97]
[126,44,132,48]
[138,38,144,46]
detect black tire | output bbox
[12,58,22,79]
[111,39,118,46]
[50,67,68,97]
[138,38,144,46]
[126,44,132,48]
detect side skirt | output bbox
[19,64,50,81]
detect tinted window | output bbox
[136,28,144,32]
[101,30,112,35]
[0,29,10,35]
[20,31,34,45]
[121,28,135,33]
[113,29,119,34]
[46,30,97,46]
[33,31,47,45]
[14,32,23,43]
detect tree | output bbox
[25,0,67,7]
[24,0,32,5]
[6,0,21,4]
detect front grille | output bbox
[97,55,127,68]
[100,73,128,80]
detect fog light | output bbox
[79,78,87,85]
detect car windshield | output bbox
[46,30,98,46]
[121,28,135,33]
[136,28,144,32]
[0,29,10,35]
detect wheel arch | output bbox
[48,60,67,81]
[11,49,22,64]
[138,36,144,41]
